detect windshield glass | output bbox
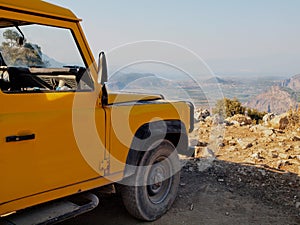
[0,22,84,68]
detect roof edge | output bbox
[0,0,81,22]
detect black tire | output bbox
[120,140,181,221]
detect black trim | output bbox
[6,134,35,142]
[187,101,195,133]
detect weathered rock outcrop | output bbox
[281,74,300,91]
[246,86,297,114]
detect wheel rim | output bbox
[147,156,173,204]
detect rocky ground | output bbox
[60,111,300,225]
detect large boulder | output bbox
[269,113,289,130]
[194,109,210,122]
[263,113,276,126]
[226,114,252,126]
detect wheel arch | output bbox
[123,120,188,178]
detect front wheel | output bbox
[120,140,181,221]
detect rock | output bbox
[278,153,289,159]
[263,113,276,125]
[226,114,252,126]
[263,129,274,137]
[228,140,237,146]
[251,152,263,160]
[196,158,214,172]
[291,136,300,141]
[194,109,210,122]
[189,203,194,211]
[258,169,267,176]
[249,124,265,132]
[228,146,238,152]
[296,202,300,209]
[269,113,289,130]
[237,138,255,149]
[224,120,234,126]
[197,141,209,147]
[268,150,279,158]
[219,142,226,147]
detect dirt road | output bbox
[60,158,300,225]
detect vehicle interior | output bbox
[0,19,94,93]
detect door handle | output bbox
[6,134,35,142]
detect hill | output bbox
[204,76,236,85]
[245,86,297,114]
[281,74,300,91]
[246,74,300,114]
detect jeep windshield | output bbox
[0,19,85,68]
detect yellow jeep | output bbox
[0,0,193,224]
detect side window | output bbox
[0,23,93,93]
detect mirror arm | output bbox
[98,52,108,85]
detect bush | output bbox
[246,108,266,124]
[213,98,266,124]
[213,98,245,118]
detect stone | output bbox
[269,150,279,158]
[258,169,266,176]
[197,141,209,147]
[251,153,260,159]
[278,153,289,159]
[291,136,300,141]
[228,140,237,146]
[296,202,300,209]
[263,129,274,137]
[237,138,255,149]
[250,124,265,132]
[269,113,289,130]
[190,203,194,211]
[219,142,226,147]
[263,113,276,125]
[194,109,210,122]
[228,146,238,152]
[226,114,252,126]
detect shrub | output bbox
[213,98,245,118]
[213,98,266,124]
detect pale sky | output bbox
[49,0,300,77]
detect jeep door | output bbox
[0,23,106,208]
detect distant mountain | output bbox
[42,54,64,68]
[246,86,298,114]
[204,76,237,85]
[281,74,300,91]
[107,72,156,90]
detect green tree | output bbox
[213,97,245,118]
[2,29,20,47]
[1,29,45,67]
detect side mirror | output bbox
[97,51,108,85]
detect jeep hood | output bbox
[104,92,163,105]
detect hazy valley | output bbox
[107,72,299,114]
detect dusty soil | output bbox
[60,118,300,225]
[60,158,300,225]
